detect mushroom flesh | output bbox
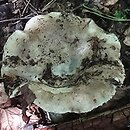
[1,12,125,113]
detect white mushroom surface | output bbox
[124,27,130,46]
[1,12,125,113]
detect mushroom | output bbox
[1,12,125,113]
[124,27,130,46]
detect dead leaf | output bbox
[0,82,8,105]
[0,107,41,130]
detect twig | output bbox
[71,4,84,12]
[42,0,57,12]
[83,5,130,22]
[21,0,31,16]
[24,0,40,15]
[0,16,32,23]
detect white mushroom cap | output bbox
[2,12,125,113]
[124,27,130,46]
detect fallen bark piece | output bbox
[84,0,118,6]
[2,12,125,114]
[54,104,130,130]
[103,0,118,6]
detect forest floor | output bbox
[0,0,130,130]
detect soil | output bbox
[0,0,130,130]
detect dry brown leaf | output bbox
[0,82,8,105]
[0,107,44,130]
